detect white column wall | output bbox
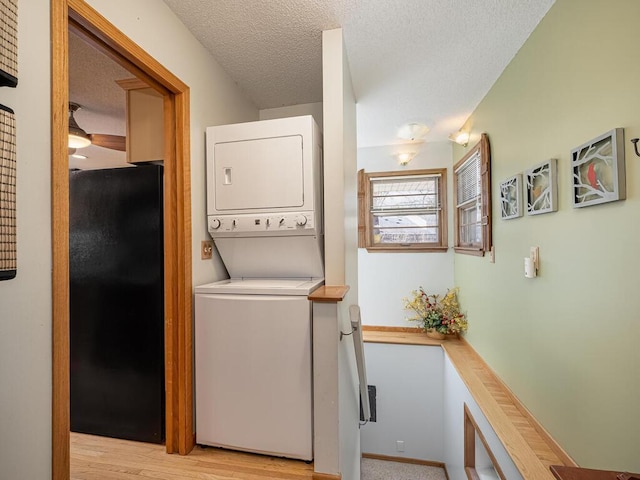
[321,27,360,480]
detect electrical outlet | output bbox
[396,440,405,452]
[201,240,213,260]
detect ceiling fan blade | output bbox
[89,133,126,151]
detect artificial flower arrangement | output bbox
[403,287,468,336]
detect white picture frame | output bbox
[571,128,625,208]
[525,159,558,215]
[499,174,523,220]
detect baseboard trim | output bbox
[362,452,445,468]
[312,472,341,480]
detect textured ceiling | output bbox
[163,0,555,147]
[68,31,131,170]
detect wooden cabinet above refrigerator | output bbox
[117,78,164,164]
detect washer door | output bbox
[195,293,313,460]
[214,135,304,211]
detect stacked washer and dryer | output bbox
[195,116,323,461]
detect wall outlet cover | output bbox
[201,240,213,260]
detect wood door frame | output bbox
[52,1,194,478]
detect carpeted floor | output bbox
[361,459,447,480]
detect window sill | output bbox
[454,246,484,256]
[365,246,449,253]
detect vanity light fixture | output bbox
[449,129,470,147]
[397,152,416,166]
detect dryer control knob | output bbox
[295,215,308,226]
[210,218,221,229]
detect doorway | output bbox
[52,1,193,478]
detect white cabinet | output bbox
[117,78,164,164]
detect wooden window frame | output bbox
[453,133,492,256]
[358,168,448,253]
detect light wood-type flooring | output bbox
[71,433,315,480]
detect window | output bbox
[453,134,491,256]
[358,168,448,252]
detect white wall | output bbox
[357,142,454,327]
[260,102,323,133]
[361,344,444,462]
[0,2,257,478]
[442,355,521,480]
[321,27,361,480]
[85,0,259,288]
[0,1,52,478]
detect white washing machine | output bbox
[195,278,322,461]
[196,116,323,461]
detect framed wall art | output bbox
[0,0,17,87]
[571,128,625,208]
[499,174,523,220]
[525,159,558,216]
[0,104,16,280]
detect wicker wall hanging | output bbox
[0,0,18,87]
[0,104,16,280]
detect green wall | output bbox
[454,0,640,471]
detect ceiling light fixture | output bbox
[397,123,430,141]
[68,102,92,149]
[71,153,88,160]
[397,152,416,166]
[449,129,470,147]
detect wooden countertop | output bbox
[308,285,350,303]
[363,327,577,480]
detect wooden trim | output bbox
[498,377,577,468]
[366,246,448,253]
[308,285,350,302]
[360,329,577,478]
[357,169,366,248]
[454,247,484,256]
[464,404,507,480]
[115,77,150,90]
[312,473,342,480]
[453,134,491,255]
[52,1,193,477]
[51,1,70,479]
[362,325,423,333]
[362,453,446,469]
[363,329,449,346]
[479,134,492,252]
[444,338,577,478]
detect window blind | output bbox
[455,150,480,207]
[371,174,441,213]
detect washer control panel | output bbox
[208,212,317,237]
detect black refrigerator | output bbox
[69,164,165,444]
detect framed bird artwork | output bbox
[571,128,626,208]
[525,159,558,215]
